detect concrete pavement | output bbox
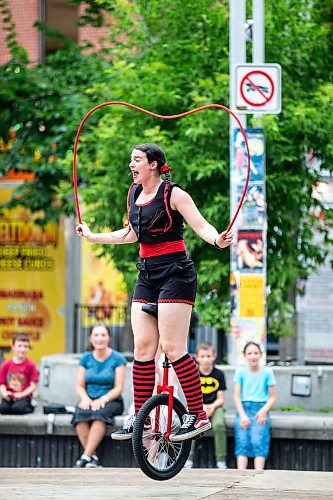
[0,468,332,500]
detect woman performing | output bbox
[76,143,233,442]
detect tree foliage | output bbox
[0,0,332,335]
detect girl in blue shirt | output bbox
[233,341,276,470]
[72,323,126,468]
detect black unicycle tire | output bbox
[132,394,191,481]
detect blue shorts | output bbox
[234,401,271,458]
[132,252,197,306]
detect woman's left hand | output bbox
[255,408,267,425]
[90,398,105,411]
[215,231,234,249]
[78,396,92,410]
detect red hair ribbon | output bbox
[160,164,171,174]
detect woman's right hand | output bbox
[240,413,250,429]
[76,221,92,240]
[78,397,92,410]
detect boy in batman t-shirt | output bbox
[185,342,227,469]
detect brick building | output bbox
[0,0,109,65]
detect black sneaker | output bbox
[74,456,91,468]
[85,456,102,468]
[111,415,136,440]
[169,413,211,442]
[111,415,151,441]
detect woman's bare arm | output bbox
[171,187,233,248]
[76,221,138,245]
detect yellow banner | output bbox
[239,274,265,318]
[0,181,65,363]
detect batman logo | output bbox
[201,376,219,394]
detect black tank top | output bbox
[129,182,184,243]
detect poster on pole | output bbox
[236,229,264,272]
[232,128,265,183]
[229,128,267,365]
[229,317,266,364]
[236,183,266,228]
[239,275,265,318]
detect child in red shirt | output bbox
[0,333,39,414]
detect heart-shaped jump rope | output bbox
[72,101,250,234]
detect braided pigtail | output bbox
[160,165,173,233]
[126,182,136,223]
[122,182,135,236]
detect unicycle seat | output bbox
[142,303,158,318]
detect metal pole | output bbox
[252,0,268,362]
[252,0,265,125]
[65,215,81,353]
[228,0,247,364]
[229,0,247,129]
[252,0,265,64]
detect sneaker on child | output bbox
[216,460,227,469]
[184,459,193,469]
[169,413,211,442]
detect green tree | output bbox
[263,0,333,335]
[1,0,332,336]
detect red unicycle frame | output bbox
[155,355,174,442]
[132,354,191,480]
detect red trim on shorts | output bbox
[132,298,149,303]
[139,240,186,258]
[158,299,194,305]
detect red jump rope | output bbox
[72,101,251,233]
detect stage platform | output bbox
[0,468,332,499]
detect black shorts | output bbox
[132,251,197,305]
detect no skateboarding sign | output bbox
[236,64,281,114]
[240,70,274,106]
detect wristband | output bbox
[213,237,223,250]
[101,395,109,403]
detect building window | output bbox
[44,0,78,55]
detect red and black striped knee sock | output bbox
[172,353,206,419]
[133,359,156,415]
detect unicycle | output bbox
[132,354,191,481]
